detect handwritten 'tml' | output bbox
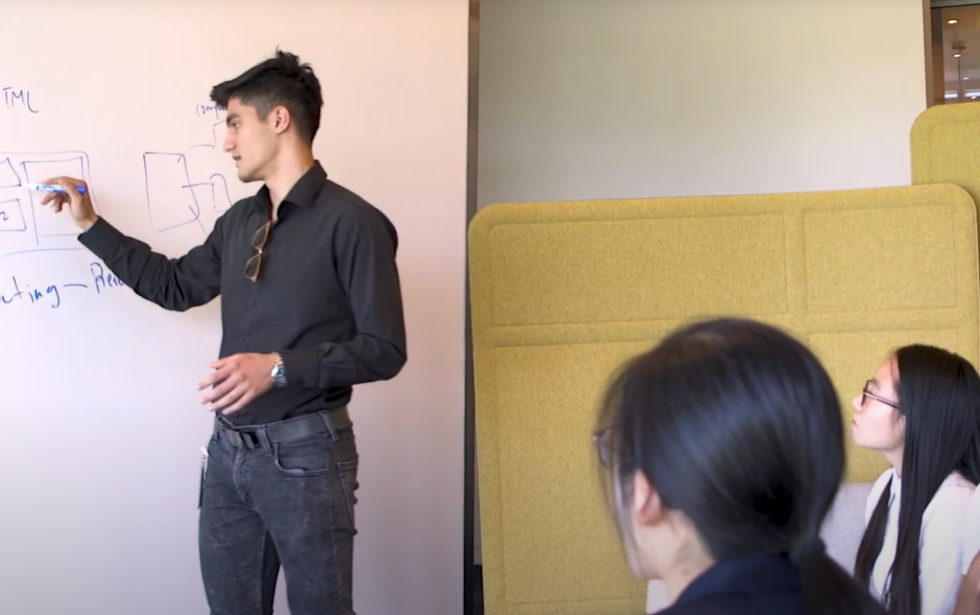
[2,87,39,113]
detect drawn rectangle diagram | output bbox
[0,158,20,188]
[181,145,233,216]
[204,121,239,213]
[0,198,26,232]
[17,152,95,238]
[211,174,233,214]
[0,158,26,232]
[143,152,203,233]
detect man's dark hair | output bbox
[210,48,323,145]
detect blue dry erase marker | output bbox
[26,183,87,195]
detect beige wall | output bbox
[478,0,926,208]
[475,0,927,563]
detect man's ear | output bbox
[271,106,291,135]
[633,471,666,528]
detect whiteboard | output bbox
[0,3,468,615]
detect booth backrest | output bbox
[468,185,980,615]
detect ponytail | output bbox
[794,538,889,615]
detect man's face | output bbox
[222,97,278,183]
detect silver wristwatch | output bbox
[271,354,287,387]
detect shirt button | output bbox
[250,299,258,306]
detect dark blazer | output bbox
[653,553,804,615]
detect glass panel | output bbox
[934,4,980,104]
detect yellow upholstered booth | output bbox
[912,103,980,210]
[468,185,980,615]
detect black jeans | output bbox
[198,412,359,615]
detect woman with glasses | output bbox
[852,344,980,615]
[594,317,886,615]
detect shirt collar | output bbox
[888,470,901,506]
[673,553,801,606]
[254,160,328,212]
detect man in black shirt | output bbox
[39,50,406,615]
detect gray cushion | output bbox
[820,482,873,573]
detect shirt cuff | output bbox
[77,216,125,259]
[277,349,319,389]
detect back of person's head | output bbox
[596,317,886,615]
[210,48,323,145]
[853,344,980,615]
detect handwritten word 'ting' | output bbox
[0,262,124,309]
[2,87,39,113]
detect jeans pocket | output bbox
[337,457,359,527]
[199,436,217,509]
[272,435,333,477]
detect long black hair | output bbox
[596,317,886,615]
[853,344,980,615]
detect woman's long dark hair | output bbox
[853,344,980,615]
[597,317,886,615]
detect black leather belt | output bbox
[215,406,350,450]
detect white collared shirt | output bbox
[961,486,980,575]
[865,468,975,615]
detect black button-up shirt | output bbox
[78,161,406,425]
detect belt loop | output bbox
[254,428,272,453]
[321,410,339,442]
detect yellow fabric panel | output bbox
[911,104,980,211]
[468,185,979,615]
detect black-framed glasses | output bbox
[244,220,272,283]
[861,380,901,410]
[592,427,613,468]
